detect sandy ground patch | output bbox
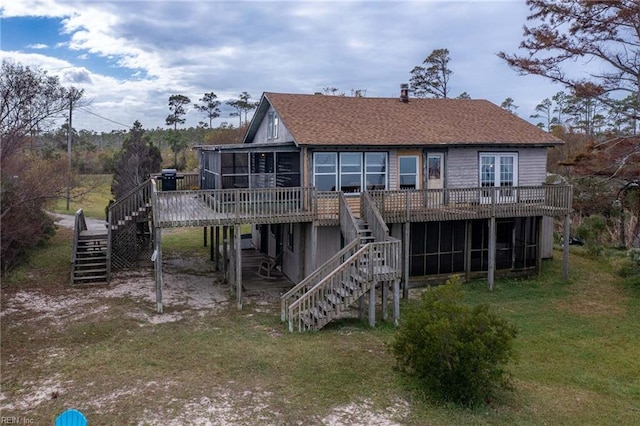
[1,213,411,424]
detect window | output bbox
[479,153,517,187]
[365,152,387,190]
[314,153,337,191]
[313,152,387,193]
[340,153,362,193]
[399,156,418,189]
[267,112,279,139]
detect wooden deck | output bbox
[151,184,573,229]
[153,187,318,227]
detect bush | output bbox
[618,249,640,285]
[391,278,518,406]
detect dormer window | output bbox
[267,111,279,139]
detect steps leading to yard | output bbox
[72,230,109,284]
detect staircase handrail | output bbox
[288,243,372,332]
[70,208,87,284]
[108,180,153,228]
[361,191,389,242]
[287,239,403,332]
[339,192,360,244]
[280,238,360,321]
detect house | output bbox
[101,88,572,332]
[198,88,570,282]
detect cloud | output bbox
[26,43,49,49]
[1,0,567,132]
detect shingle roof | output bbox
[261,92,562,146]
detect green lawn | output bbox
[52,174,113,219]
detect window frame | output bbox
[478,152,518,187]
[313,152,338,191]
[266,111,279,139]
[398,155,419,190]
[313,151,387,193]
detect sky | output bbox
[0,0,580,133]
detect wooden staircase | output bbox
[284,241,401,332]
[282,191,402,332]
[71,209,109,284]
[72,230,109,283]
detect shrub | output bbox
[618,249,640,285]
[575,215,609,257]
[391,278,518,406]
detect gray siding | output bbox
[446,146,548,188]
[446,148,477,188]
[283,223,305,283]
[518,148,547,185]
[253,105,293,144]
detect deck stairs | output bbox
[71,209,109,284]
[282,215,401,332]
[72,230,109,284]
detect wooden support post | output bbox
[368,282,376,327]
[381,281,388,321]
[403,222,410,299]
[488,217,496,291]
[209,227,214,261]
[154,227,163,313]
[203,226,208,247]
[358,296,364,320]
[563,214,570,281]
[229,226,235,293]
[222,226,228,282]
[465,220,472,282]
[535,216,543,276]
[236,224,243,310]
[214,226,220,271]
[392,278,400,326]
[311,221,318,271]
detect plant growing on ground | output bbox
[391,277,518,406]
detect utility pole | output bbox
[66,93,73,210]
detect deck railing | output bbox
[280,239,360,321]
[70,208,88,283]
[339,192,360,244]
[369,184,572,223]
[153,172,200,191]
[316,191,340,224]
[200,186,316,220]
[361,191,390,242]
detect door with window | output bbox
[479,153,517,203]
[427,153,444,205]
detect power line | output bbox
[78,107,130,128]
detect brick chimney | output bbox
[400,83,409,103]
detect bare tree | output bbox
[0,60,84,273]
[498,0,640,121]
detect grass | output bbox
[52,174,113,219]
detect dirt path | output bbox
[49,211,107,231]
